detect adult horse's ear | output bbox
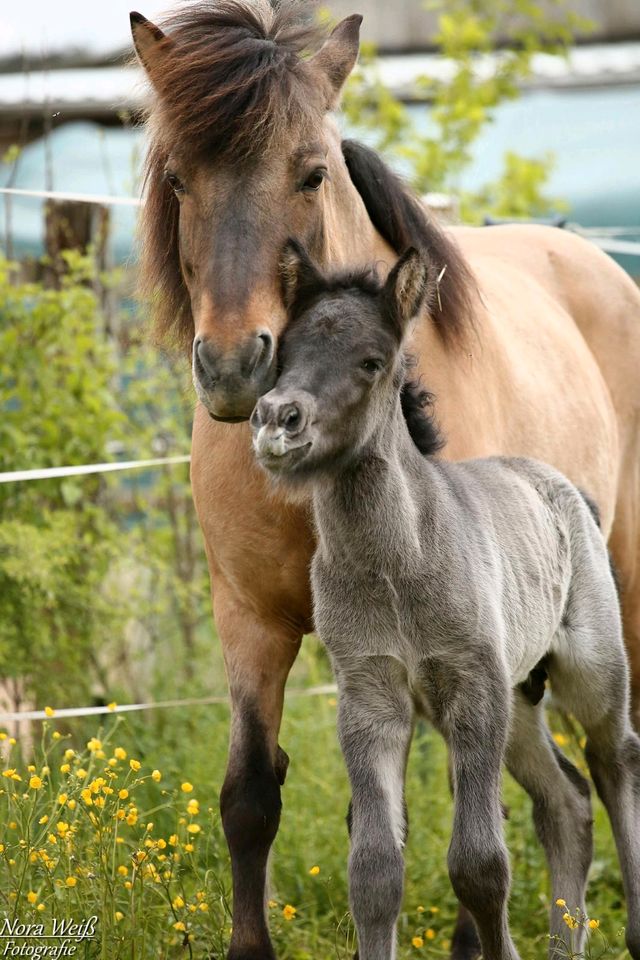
[310,14,363,110]
[384,247,430,332]
[130,12,171,86]
[280,240,325,310]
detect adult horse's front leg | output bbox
[214,587,303,960]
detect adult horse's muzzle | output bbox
[192,331,277,421]
[250,390,315,473]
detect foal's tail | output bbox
[577,487,602,528]
[577,487,621,597]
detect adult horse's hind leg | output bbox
[550,610,640,960]
[214,588,303,960]
[505,690,593,959]
[336,656,414,960]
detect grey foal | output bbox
[250,242,640,960]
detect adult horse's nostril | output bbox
[195,338,219,385]
[249,330,274,377]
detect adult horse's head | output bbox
[131,1,370,421]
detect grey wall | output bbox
[326,0,640,51]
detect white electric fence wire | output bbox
[0,685,339,723]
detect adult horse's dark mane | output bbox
[342,139,476,343]
[139,0,476,352]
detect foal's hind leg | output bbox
[335,656,414,960]
[505,690,593,959]
[424,655,520,960]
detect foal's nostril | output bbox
[283,407,300,430]
[195,338,219,385]
[278,402,305,434]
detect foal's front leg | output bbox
[426,655,520,960]
[335,656,414,960]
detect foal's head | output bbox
[251,243,434,479]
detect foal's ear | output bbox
[384,248,430,333]
[310,15,363,110]
[130,12,172,87]
[280,240,325,310]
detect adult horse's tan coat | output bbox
[132,5,640,958]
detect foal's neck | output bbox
[312,396,433,572]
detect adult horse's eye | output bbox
[361,358,383,374]
[165,171,185,196]
[301,168,326,193]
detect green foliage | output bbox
[0,257,128,704]
[343,0,592,220]
[0,255,209,708]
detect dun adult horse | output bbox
[130,3,640,958]
[251,243,640,960]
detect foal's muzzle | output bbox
[251,390,314,469]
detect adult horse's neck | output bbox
[320,122,395,270]
[312,391,433,574]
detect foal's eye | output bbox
[361,358,383,374]
[301,168,326,193]
[165,171,185,196]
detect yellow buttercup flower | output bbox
[64,749,74,761]
[107,702,117,711]
[173,895,185,909]
[412,936,424,948]
[187,799,199,815]
[39,815,48,825]
[282,904,296,921]
[309,865,320,876]
[118,789,129,800]
[563,913,578,930]
[87,738,102,752]
[115,911,124,922]
[151,769,161,782]
[67,799,76,811]
[553,733,569,747]
[52,731,61,740]
[181,782,193,793]
[27,891,38,904]
[29,775,43,789]
[36,903,45,913]
[555,899,567,908]
[186,824,200,835]
[129,759,141,772]
[65,877,77,888]
[184,843,194,853]
[589,919,600,930]
[117,865,128,876]
[173,921,186,932]
[425,929,436,940]
[44,707,55,717]
[114,747,127,761]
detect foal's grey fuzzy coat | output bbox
[251,245,640,960]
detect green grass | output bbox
[0,636,631,958]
